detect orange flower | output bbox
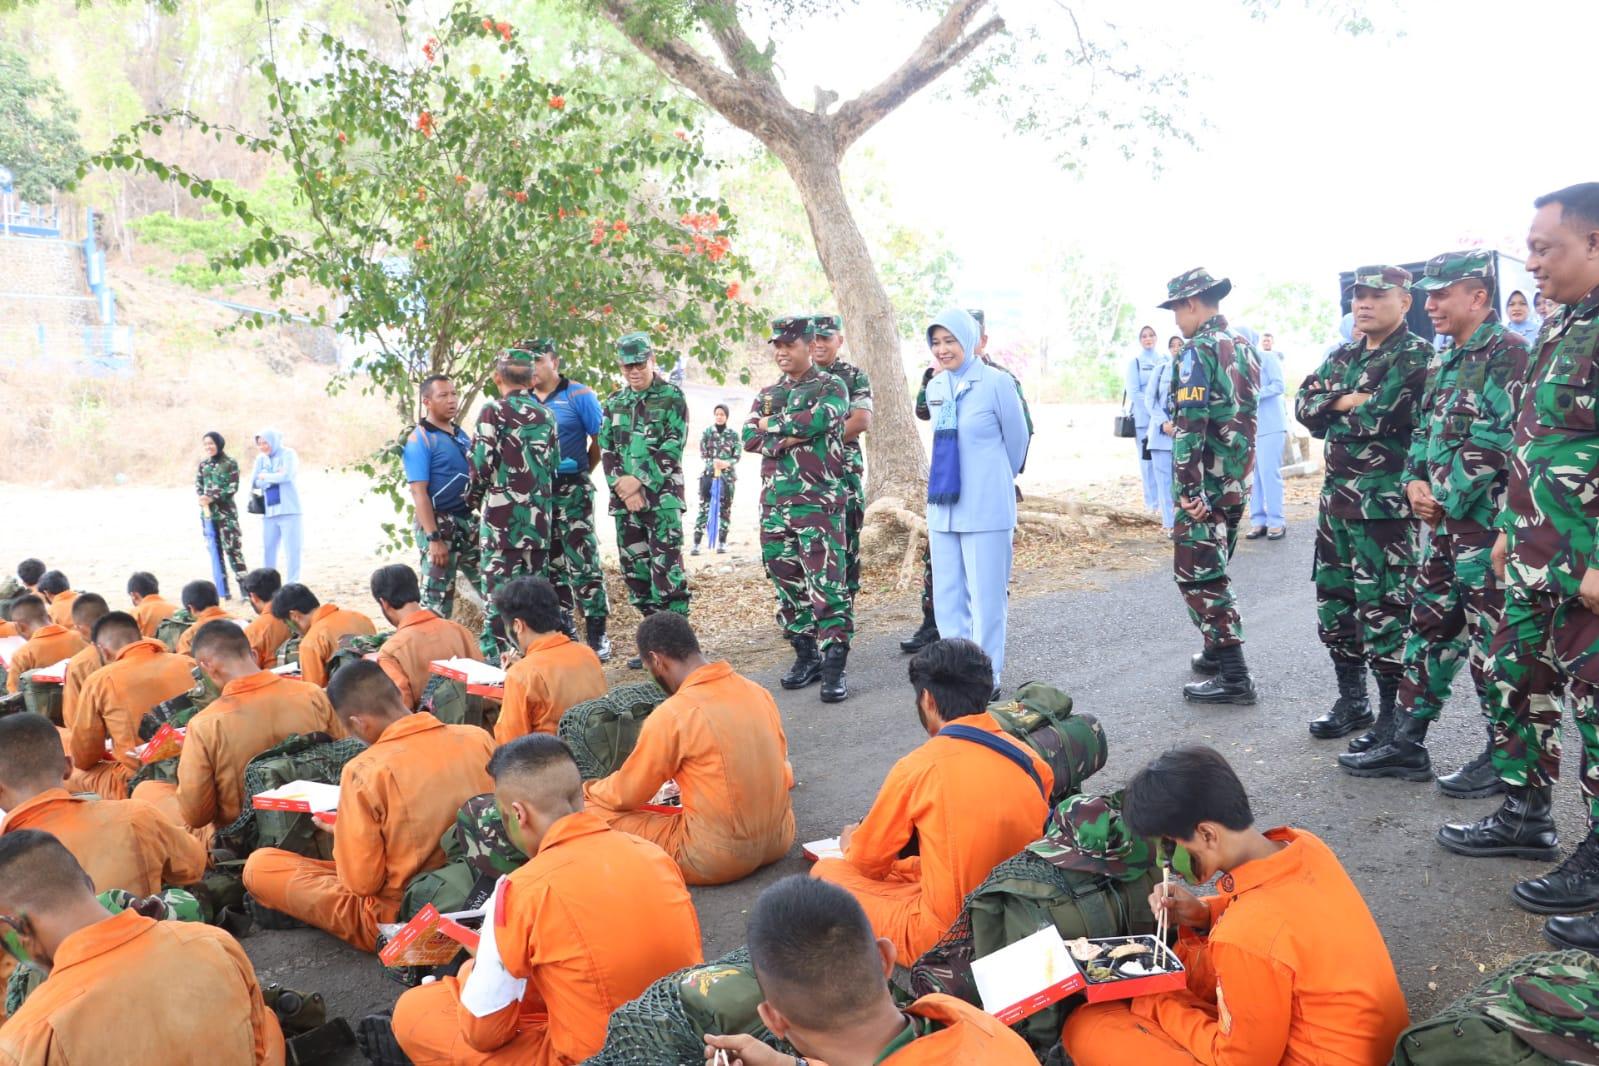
[416,111,435,137]
[548,95,566,110]
[336,131,347,144]
[414,236,430,251]
[602,304,614,315]
[454,173,467,185]
[514,191,528,203]
[416,187,428,202]
[481,17,493,30]
[496,21,511,40]
[557,208,567,219]
[422,36,439,62]
[725,282,741,299]
[612,219,629,237]
[673,129,688,141]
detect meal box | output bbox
[428,658,506,698]
[1080,934,1186,1003]
[378,904,482,968]
[972,927,1086,1024]
[28,658,71,684]
[252,780,340,814]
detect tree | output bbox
[0,42,85,201]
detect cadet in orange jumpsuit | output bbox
[68,613,197,801]
[585,612,794,885]
[4,595,88,695]
[370,734,704,1066]
[704,876,1036,1066]
[0,713,205,897]
[241,568,291,668]
[37,570,76,629]
[0,830,285,1065]
[242,660,496,950]
[369,564,482,709]
[59,593,109,730]
[813,638,1052,962]
[127,572,178,639]
[131,620,344,835]
[492,577,606,743]
[1061,745,1409,1066]
[174,579,236,655]
[272,582,376,687]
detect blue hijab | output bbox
[926,308,982,506]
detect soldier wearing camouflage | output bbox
[809,314,874,602]
[1297,265,1431,739]
[692,410,739,553]
[467,346,559,663]
[195,447,249,593]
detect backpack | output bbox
[156,609,194,652]
[18,670,63,726]
[138,666,221,741]
[558,682,666,781]
[421,672,483,726]
[217,732,366,858]
[276,627,303,668]
[327,632,390,684]
[1391,950,1599,1066]
[986,682,1107,804]
[398,794,519,921]
[909,791,1161,1053]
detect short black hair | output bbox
[189,619,251,660]
[270,583,319,620]
[420,374,452,400]
[0,714,69,786]
[494,577,562,635]
[907,638,993,722]
[636,611,700,661]
[1123,745,1255,840]
[70,593,109,626]
[8,594,47,626]
[327,659,405,719]
[0,830,94,908]
[1534,182,1599,229]
[370,564,421,610]
[488,733,576,782]
[240,568,282,602]
[747,876,885,1029]
[181,580,219,612]
[37,571,69,597]
[16,559,46,586]
[127,572,160,598]
[91,611,141,646]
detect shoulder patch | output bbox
[1176,347,1210,408]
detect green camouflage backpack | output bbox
[558,682,666,780]
[18,669,64,726]
[138,665,221,741]
[1391,950,1599,1066]
[276,624,303,668]
[398,794,517,920]
[909,791,1161,1053]
[216,732,365,858]
[986,682,1107,804]
[155,609,194,652]
[327,632,390,684]
[421,673,483,726]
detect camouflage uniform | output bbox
[467,373,558,662]
[813,315,874,601]
[599,338,690,617]
[196,455,249,589]
[693,425,739,545]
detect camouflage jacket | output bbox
[1297,326,1432,520]
[820,358,874,478]
[467,389,557,549]
[599,376,688,515]
[1172,315,1260,511]
[1405,321,1530,533]
[1499,283,1599,595]
[699,425,740,483]
[741,366,847,508]
[195,456,240,508]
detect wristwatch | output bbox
[427,530,447,543]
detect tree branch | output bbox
[701,0,778,88]
[831,0,1006,153]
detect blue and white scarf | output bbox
[926,309,983,507]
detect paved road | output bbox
[246,506,1585,1061]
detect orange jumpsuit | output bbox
[174,604,235,655]
[0,910,285,1065]
[494,633,607,743]
[132,595,179,639]
[244,612,292,669]
[297,603,377,688]
[377,610,483,709]
[59,645,104,731]
[5,626,87,694]
[392,811,704,1066]
[241,712,496,951]
[877,994,1038,1064]
[45,590,79,629]
[1,787,206,896]
[1061,828,1409,1066]
[583,661,794,885]
[0,621,16,638]
[67,640,197,801]
[812,712,1052,963]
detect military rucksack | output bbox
[397,794,517,921]
[138,665,221,740]
[276,626,303,668]
[327,632,390,684]
[421,672,483,726]
[1391,950,1599,1066]
[155,609,194,652]
[558,682,666,780]
[18,669,63,726]
[217,732,365,858]
[986,682,1107,805]
[909,791,1161,1053]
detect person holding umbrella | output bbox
[195,431,248,599]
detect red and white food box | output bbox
[251,780,340,814]
[972,926,1086,1025]
[28,658,71,684]
[1080,934,1187,1003]
[429,658,506,698]
[377,904,482,968]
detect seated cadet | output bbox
[704,876,1036,1066]
[0,830,284,1065]
[812,638,1052,963]
[60,593,109,730]
[37,570,77,629]
[0,560,46,639]
[5,595,88,695]
[131,620,344,838]
[372,734,703,1066]
[241,661,495,950]
[67,612,197,800]
[369,563,481,709]
[1061,745,1409,1066]
[493,577,606,743]
[240,567,290,668]
[272,582,376,687]
[174,579,235,655]
[127,571,178,638]
[0,714,205,897]
[585,612,794,885]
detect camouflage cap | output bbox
[1411,250,1494,293]
[1159,268,1232,310]
[616,331,654,364]
[964,308,986,330]
[810,314,843,337]
[501,344,537,364]
[767,315,815,344]
[1026,792,1156,883]
[1344,264,1413,296]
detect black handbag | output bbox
[247,491,266,515]
[1113,391,1137,438]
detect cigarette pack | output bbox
[972,926,1086,1024]
[251,780,340,814]
[428,658,506,697]
[801,837,844,862]
[378,904,482,967]
[1078,934,1186,1002]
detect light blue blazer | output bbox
[1143,353,1175,453]
[250,428,304,517]
[1256,350,1288,437]
[1125,351,1158,431]
[925,357,1030,534]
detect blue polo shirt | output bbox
[536,378,603,475]
[401,420,472,515]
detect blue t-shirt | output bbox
[536,379,603,475]
[401,420,473,515]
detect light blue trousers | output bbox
[1251,431,1286,528]
[1136,427,1157,510]
[262,514,304,584]
[929,528,1014,681]
[1150,449,1175,530]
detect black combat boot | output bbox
[1182,644,1256,704]
[691,534,702,556]
[244,892,306,931]
[559,609,578,642]
[819,644,849,703]
[1338,713,1432,780]
[1512,832,1599,915]
[780,636,822,689]
[1347,669,1400,753]
[1308,658,1372,739]
[1543,913,1599,953]
[1436,719,1506,799]
[1436,785,1559,860]
[1190,646,1220,675]
[356,1011,413,1066]
[584,616,611,664]
[899,609,939,654]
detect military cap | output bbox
[965,308,986,330]
[1159,268,1232,309]
[810,314,843,337]
[1027,793,1154,883]
[1411,250,1494,292]
[767,315,815,344]
[501,345,537,364]
[1344,264,1413,296]
[616,331,654,364]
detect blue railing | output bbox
[0,199,61,238]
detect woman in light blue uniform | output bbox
[1142,341,1176,534]
[1247,331,1289,539]
[1125,325,1161,511]
[924,308,1030,688]
[250,428,304,583]
[1505,289,1542,346]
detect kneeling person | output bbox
[370,563,481,709]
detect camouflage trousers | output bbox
[1488,584,1599,824]
[1396,528,1503,723]
[478,543,549,663]
[693,473,735,543]
[550,475,608,622]
[209,503,249,586]
[761,499,851,650]
[1313,510,1418,670]
[613,507,689,617]
[1173,504,1245,648]
[417,511,482,621]
[841,470,865,601]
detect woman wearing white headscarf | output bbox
[250,428,304,582]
